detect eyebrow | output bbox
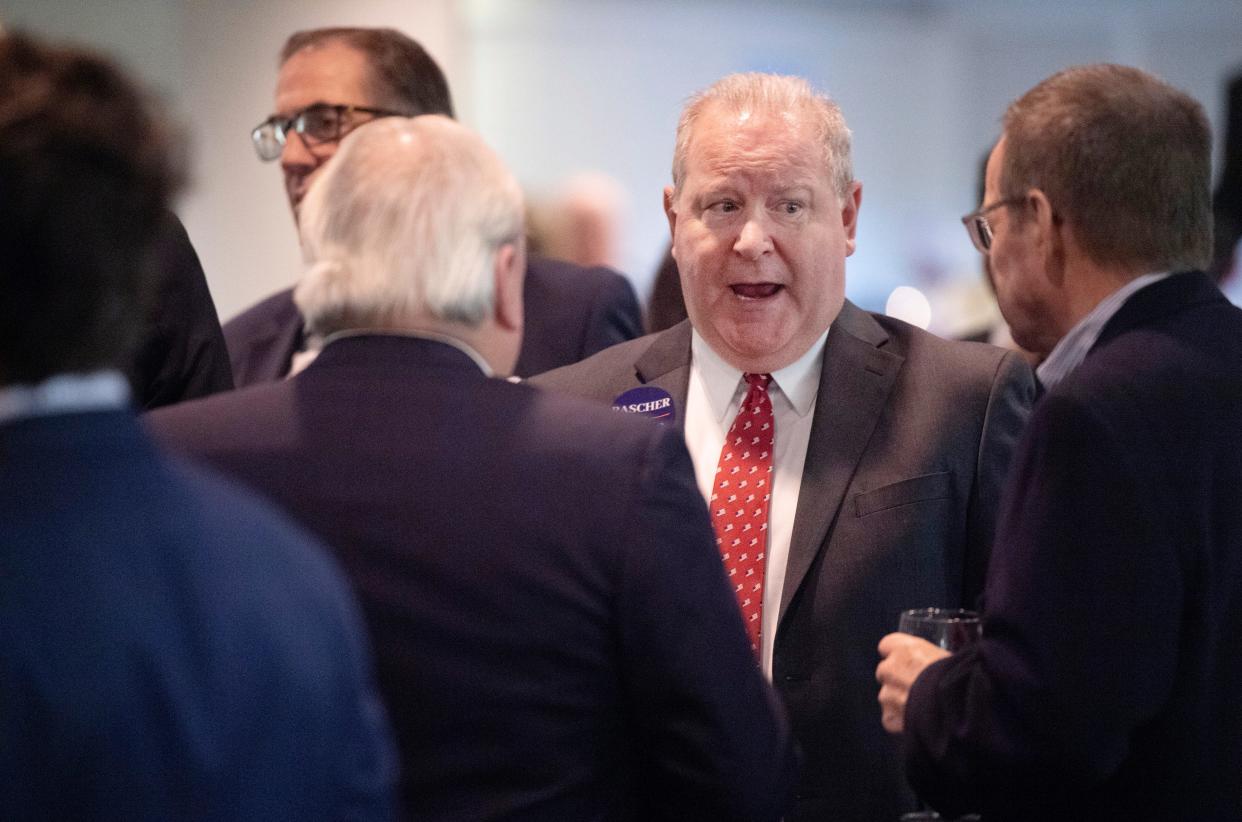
[270,100,341,120]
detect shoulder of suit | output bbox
[221,287,299,338]
[527,329,663,396]
[526,256,630,298]
[865,309,1014,368]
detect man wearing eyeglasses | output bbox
[535,72,1035,822]
[226,26,642,384]
[877,65,1242,820]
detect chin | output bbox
[721,340,798,374]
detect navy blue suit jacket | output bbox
[0,409,394,821]
[905,272,1242,821]
[148,335,798,821]
[222,257,641,384]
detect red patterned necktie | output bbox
[711,373,774,655]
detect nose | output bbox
[280,129,320,173]
[733,215,774,260]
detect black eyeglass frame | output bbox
[250,103,404,162]
[961,196,1025,253]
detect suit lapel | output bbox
[232,289,305,384]
[634,320,693,432]
[778,302,904,625]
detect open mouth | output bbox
[730,283,783,300]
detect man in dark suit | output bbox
[226,26,640,385]
[877,64,1242,820]
[149,113,798,820]
[534,73,1034,822]
[0,33,394,820]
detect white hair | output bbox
[295,115,524,336]
[671,73,854,199]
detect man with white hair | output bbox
[535,72,1034,821]
[149,114,798,821]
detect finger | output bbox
[875,655,897,684]
[877,632,904,656]
[879,693,905,734]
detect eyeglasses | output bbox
[250,103,403,162]
[961,197,1024,253]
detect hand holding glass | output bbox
[896,609,982,822]
[897,608,981,652]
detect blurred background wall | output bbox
[4,0,1241,328]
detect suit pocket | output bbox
[853,471,952,517]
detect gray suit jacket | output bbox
[534,302,1035,822]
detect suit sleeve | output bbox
[615,425,799,822]
[963,350,1035,607]
[579,268,643,359]
[903,392,1180,818]
[129,213,235,409]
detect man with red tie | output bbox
[535,71,1034,822]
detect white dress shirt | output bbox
[684,329,828,679]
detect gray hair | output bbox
[671,73,853,199]
[295,115,524,335]
[1001,64,1212,273]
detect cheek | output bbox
[674,223,726,271]
[785,231,843,288]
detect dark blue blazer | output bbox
[147,335,799,821]
[0,409,395,821]
[905,272,1242,821]
[222,256,642,384]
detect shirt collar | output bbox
[1036,271,1171,391]
[691,328,827,421]
[322,328,495,377]
[0,371,130,426]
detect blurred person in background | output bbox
[0,31,395,820]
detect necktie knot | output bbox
[744,373,772,391]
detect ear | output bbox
[1029,188,1066,288]
[841,181,863,257]
[493,240,525,334]
[663,186,679,244]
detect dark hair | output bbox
[280,27,454,119]
[0,32,181,386]
[1001,64,1212,273]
